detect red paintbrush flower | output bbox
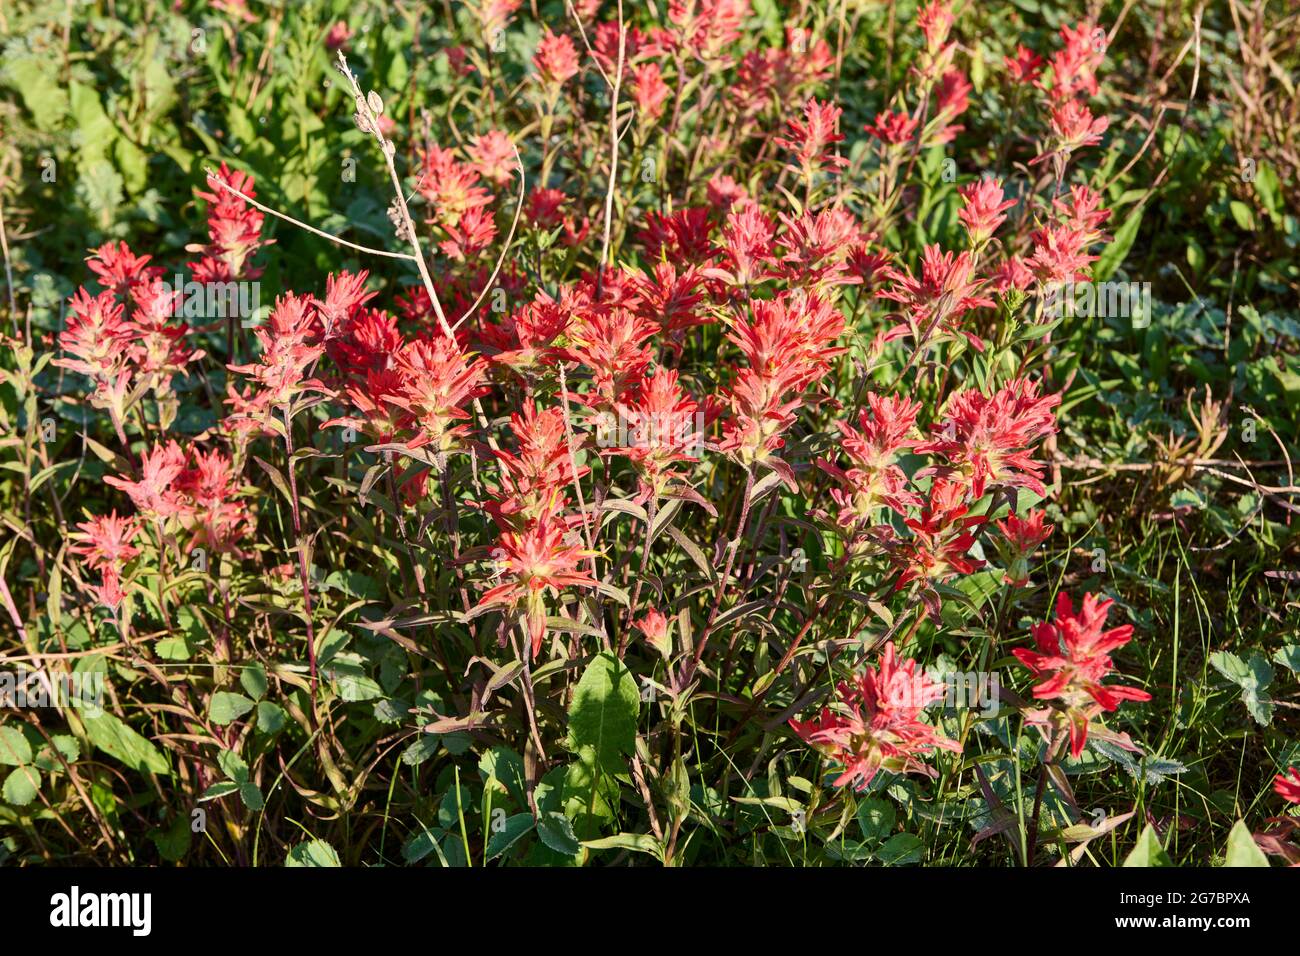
[473,513,597,658]
[532,28,580,89]
[190,163,271,282]
[227,292,327,416]
[958,177,1017,248]
[1004,44,1044,86]
[87,241,161,294]
[69,511,142,609]
[1276,768,1300,804]
[1013,592,1152,759]
[631,62,671,120]
[994,508,1054,587]
[468,130,517,186]
[865,108,919,146]
[877,244,993,351]
[602,366,704,501]
[891,477,987,618]
[916,378,1060,498]
[790,641,961,791]
[819,393,923,528]
[104,441,189,522]
[776,97,848,181]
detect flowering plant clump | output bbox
[0,0,1296,872]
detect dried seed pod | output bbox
[366,90,384,115]
[353,112,372,134]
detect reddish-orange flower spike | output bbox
[1276,767,1300,804]
[865,108,919,146]
[892,477,987,618]
[630,62,671,120]
[1013,593,1152,758]
[191,163,272,282]
[877,243,993,351]
[791,641,961,792]
[916,378,1061,498]
[995,508,1054,587]
[104,441,190,522]
[69,511,143,610]
[819,394,923,528]
[473,514,597,658]
[958,177,1017,248]
[532,28,580,89]
[775,97,848,180]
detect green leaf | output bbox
[285,838,341,867]
[240,663,268,700]
[876,832,924,865]
[485,813,536,861]
[566,651,639,773]
[581,832,663,859]
[1123,825,1174,867]
[149,815,192,863]
[209,691,255,726]
[536,812,581,856]
[401,735,440,767]
[856,798,896,843]
[1223,819,1269,867]
[0,726,32,766]
[3,766,41,806]
[83,712,170,775]
[1273,645,1300,675]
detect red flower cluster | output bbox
[790,641,961,791]
[1014,593,1152,758]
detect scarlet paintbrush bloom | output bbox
[1032,99,1109,166]
[228,293,326,415]
[87,241,161,294]
[776,206,861,291]
[631,262,710,348]
[527,187,568,229]
[791,641,961,791]
[533,28,580,89]
[989,255,1035,294]
[474,513,596,658]
[639,207,716,265]
[865,108,919,146]
[877,244,993,350]
[315,270,376,336]
[958,178,1017,248]
[635,608,672,658]
[776,98,848,181]
[417,143,493,230]
[1047,21,1105,104]
[1276,768,1300,804]
[994,508,1053,587]
[1027,220,1101,286]
[468,130,517,186]
[55,288,136,416]
[892,477,986,619]
[719,291,845,474]
[105,441,189,522]
[1013,593,1152,759]
[470,0,522,40]
[1004,45,1044,86]
[490,400,586,529]
[565,306,658,406]
[441,205,499,261]
[69,511,142,609]
[176,447,252,556]
[128,278,204,396]
[1053,184,1111,241]
[392,336,488,455]
[819,394,922,529]
[190,164,271,282]
[480,292,571,375]
[603,367,705,502]
[711,204,776,288]
[916,378,1060,498]
[631,62,671,120]
[328,308,403,378]
[934,68,972,133]
[324,21,352,52]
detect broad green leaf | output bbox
[83,712,170,775]
[536,812,581,856]
[1223,819,1269,867]
[566,651,638,773]
[0,727,32,767]
[285,838,341,867]
[209,692,255,726]
[3,766,41,806]
[1123,825,1174,867]
[485,813,536,861]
